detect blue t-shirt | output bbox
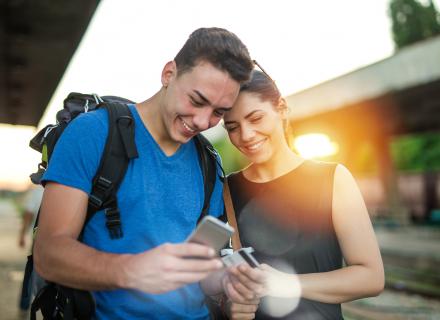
[42,104,224,319]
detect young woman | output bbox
[222,70,384,319]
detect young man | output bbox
[18,185,44,249]
[33,27,254,319]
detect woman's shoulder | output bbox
[299,159,338,180]
[226,170,243,184]
[304,159,338,170]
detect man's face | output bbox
[160,61,240,145]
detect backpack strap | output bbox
[86,103,138,239]
[194,134,224,223]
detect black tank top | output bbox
[228,160,343,320]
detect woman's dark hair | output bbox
[240,70,291,145]
[239,70,281,105]
[174,27,253,83]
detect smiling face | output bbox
[160,60,240,145]
[224,92,287,164]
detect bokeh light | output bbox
[294,133,339,159]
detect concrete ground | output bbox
[341,224,440,320]
[0,200,28,320]
[1,198,439,319]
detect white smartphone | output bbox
[186,216,235,254]
[222,248,260,268]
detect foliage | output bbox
[391,132,440,172]
[389,0,440,49]
[213,138,248,175]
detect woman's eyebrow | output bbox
[244,110,263,119]
[224,110,263,125]
[224,119,237,125]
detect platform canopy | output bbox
[0,0,100,126]
[285,35,440,138]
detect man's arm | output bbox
[34,182,223,293]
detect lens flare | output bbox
[260,260,301,318]
[293,133,338,159]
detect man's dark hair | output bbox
[174,27,253,83]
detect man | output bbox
[18,185,43,249]
[34,27,255,318]
[18,185,44,311]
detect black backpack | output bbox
[21,92,222,319]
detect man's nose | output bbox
[192,108,213,131]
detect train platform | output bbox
[343,223,440,319]
[1,199,440,319]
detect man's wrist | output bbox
[113,253,135,289]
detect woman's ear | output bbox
[161,61,177,88]
[277,97,289,119]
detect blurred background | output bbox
[1,0,439,319]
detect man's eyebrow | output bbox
[193,90,211,105]
[193,90,233,111]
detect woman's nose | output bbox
[240,125,256,142]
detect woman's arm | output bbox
[201,264,265,319]
[262,164,384,303]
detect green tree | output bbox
[389,0,440,49]
[391,133,440,172]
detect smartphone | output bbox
[186,216,235,254]
[222,248,260,268]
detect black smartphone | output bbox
[222,248,260,268]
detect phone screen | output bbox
[222,247,260,268]
[238,250,260,268]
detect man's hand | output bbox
[121,242,223,293]
[18,234,26,248]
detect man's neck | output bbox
[135,91,181,156]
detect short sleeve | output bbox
[42,110,108,194]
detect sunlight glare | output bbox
[294,133,338,159]
[0,125,40,191]
[260,260,301,317]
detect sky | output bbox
[2,0,436,190]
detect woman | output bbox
[222,69,384,319]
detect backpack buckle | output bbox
[105,207,123,239]
[117,115,133,127]
[88,195,103,210]
[96,176,112,191]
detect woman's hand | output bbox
[259,264,301,298]
[224,297,259,320]
[223,264,266,302]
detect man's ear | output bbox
[161,61,177,88]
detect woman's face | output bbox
[224,92,286,164]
